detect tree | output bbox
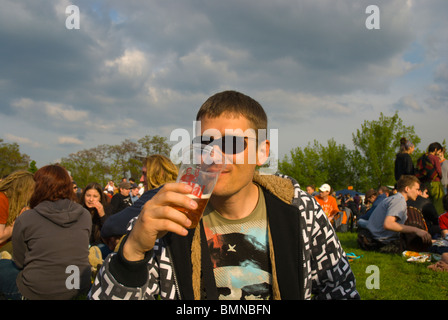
[28,160,38,174]
[352,111,421,188]
[280,138,364,191]
[108,139,140,181]
[59,135,173,187]
[279,112,421,193]
[61,146,111,188]
[279,140,326,188]
[279,139,356,191]
[319,139,357,191]
[137,135,172,157]
[0,139,31,177]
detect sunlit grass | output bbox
[337,232,448,300]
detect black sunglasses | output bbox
[193,135,255,155]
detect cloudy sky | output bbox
[1,0,447,168]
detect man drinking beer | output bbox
[89,90,359,300]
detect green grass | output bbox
[337,232,448,300]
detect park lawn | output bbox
[337,231,448,300]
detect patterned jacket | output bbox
[88,173,360,300]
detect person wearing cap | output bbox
[314,183,340,222]
[107,181,133,215]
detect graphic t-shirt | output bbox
[202,185,271,300]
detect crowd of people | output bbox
[1,91,446,301]
[0,91,361,300]
[0,154,179,300]
[305,139,447,251]
[303,138,448,270]
[344,138,448,270]
[358,140,448,266]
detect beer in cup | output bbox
[173,144,225,229]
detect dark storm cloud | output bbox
[0,0,447,166]
[0,0,414,120]
[0,2,98,106]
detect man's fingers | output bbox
[143,183,198,217]
[124,183,199,260]
[158,182,193,194]
[149,205,192,230]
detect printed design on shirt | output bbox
[123,197,133,207]
[204,225,271,300]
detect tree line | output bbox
[60,135,171,187]
[1,112,445,193]
[0,135,172,188]
[279,111,428,192]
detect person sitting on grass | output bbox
[358,175,432,254]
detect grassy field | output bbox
[337,231,448,300]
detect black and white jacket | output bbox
[88,174,360,300]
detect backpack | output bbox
[400,206,430,252]
[415,153,437,182]
[333,210,351,233]
[405,206,428,231]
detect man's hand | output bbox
[415,228,432,244]
[384,216,433,245]
[123,183,197,261]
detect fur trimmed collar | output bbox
[253,172,295,205]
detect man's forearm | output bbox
[383,217,417,234]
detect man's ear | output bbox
[404,185,409,194]
[257,140,270,166]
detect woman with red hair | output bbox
[0,164,92,300]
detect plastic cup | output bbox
[172,144,225,229]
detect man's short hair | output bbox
[119,181,131,190]
[396,175,420,192]
[428,142,442,153]
[365,188,378,199]
[196,90,268,133]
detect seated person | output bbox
[357,189,377,228]
[107,181,133,215]
[358,175,432,254]
[357,186,390,227]
[407,183,440,238]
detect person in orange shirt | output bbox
[315,183,340,222]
